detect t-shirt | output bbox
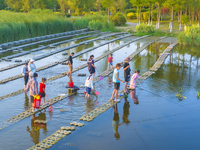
[85,77,94,89]
[130,73,139,89]
[113,68,120,83]
[39,82,46,93]
[108,56,113,63]
[68,55,73,65]
[123,62,131,75]
[87,59,95,71]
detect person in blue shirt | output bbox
[110,63,124,102]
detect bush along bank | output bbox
[178,26,200,45]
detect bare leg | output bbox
[124,82,128,92]
[92,72,95,80]
[31,103,34,110]
[111,65,113,70]
[115,90,118,100]
[107,63,109,71]
[110,89,116,100]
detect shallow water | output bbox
[1,36,199,150]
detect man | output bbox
[25,73,39,112]
[21,63,29,89]
[67,52,74,77]
[123,57,131,94]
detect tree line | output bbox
[1,0,200,31]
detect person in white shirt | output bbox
[85,74,94,99]
[28,58,36,78]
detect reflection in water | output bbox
[107,75,113,88]
[112,104,123,140]
[49,112,53,119]
[84,99,95,113]
[130,89,139,104]
[27,112,47,145]
[24,93,30,110]
[123,98,130,125]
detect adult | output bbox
[28,58,36,78]
[25,73,39,112]
[87,55,96,80]
[123,57,131,94]
[21,63,29,89]
[67,52,74,77]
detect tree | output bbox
[164,0,176,32]
[21,0,30,12]
[95,0,102,12]
[101,0,115,22]
[116,0,127,13]
[57,0,69,18]
[156,0,166,29]
[5,0,22,11]
[130,0,145,25]
[0,0,6,10]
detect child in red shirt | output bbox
[107,54,113,71]
[39,78,46,105]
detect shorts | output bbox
[39,92,45,98]
[24,75,29,85]
[30,96,34,103]
[86,87,91,94]
[89,68,95,74]
[68,65,73,71]
[114,82,120,90]
[108,62,113,66]
[124,73,130,82]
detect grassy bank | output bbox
[0,10,73,44]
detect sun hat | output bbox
[30,58,35,62]
[126,57,130,61]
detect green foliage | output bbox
[127,12,136,19]
[0,10,73,44]
[73,19,89,29]
[135,24,155,33]
[89,20,103,30]
[112,13,126,26]
[178,32,192,45]
[125,8,137,15]
[181,14,189,24]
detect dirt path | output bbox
[116,22,137,32]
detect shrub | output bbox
[127,12,136,20]
[135,24,155,33]
[125,9,137,15]
[112,13,126,26]
[73,19,89,29]
[89,20,103,30]
[178,32,192,45]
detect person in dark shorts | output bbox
[123,57,131,94]
[39,78,46,106]
[67,52,74,77]
[87,55,96,80]
[110,63,124,102]
[21,63,29,89]
[25,73,39,112]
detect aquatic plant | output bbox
[175,90,186,100]
[197,91,200,99]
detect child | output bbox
[28,58,36,78]
[21,63,29,89]
[87,55,96,80]
[39,78,47,105]
[130,70,140,101]
[85,74,94,99]
[123,57,131,94]
[107,54,113,70]
[110,63,124,102]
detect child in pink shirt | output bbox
[130,70,140,101]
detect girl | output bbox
[87,55,96,80]
[130,70,140,101]
[85,75,94,99]
[39,78,47,105]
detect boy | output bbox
[39,78,47,106]
[110,63,124,102]
[123,57,131,93]
[21,63,29,89]
[107,54,113,70]
[67,52,74,77]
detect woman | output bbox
[87,55,96,80]
[28,58,36,78]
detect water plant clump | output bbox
[175,90,186,100]
[197,91,200,99]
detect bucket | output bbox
[33,95,41,109]
[68,82,74,88]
